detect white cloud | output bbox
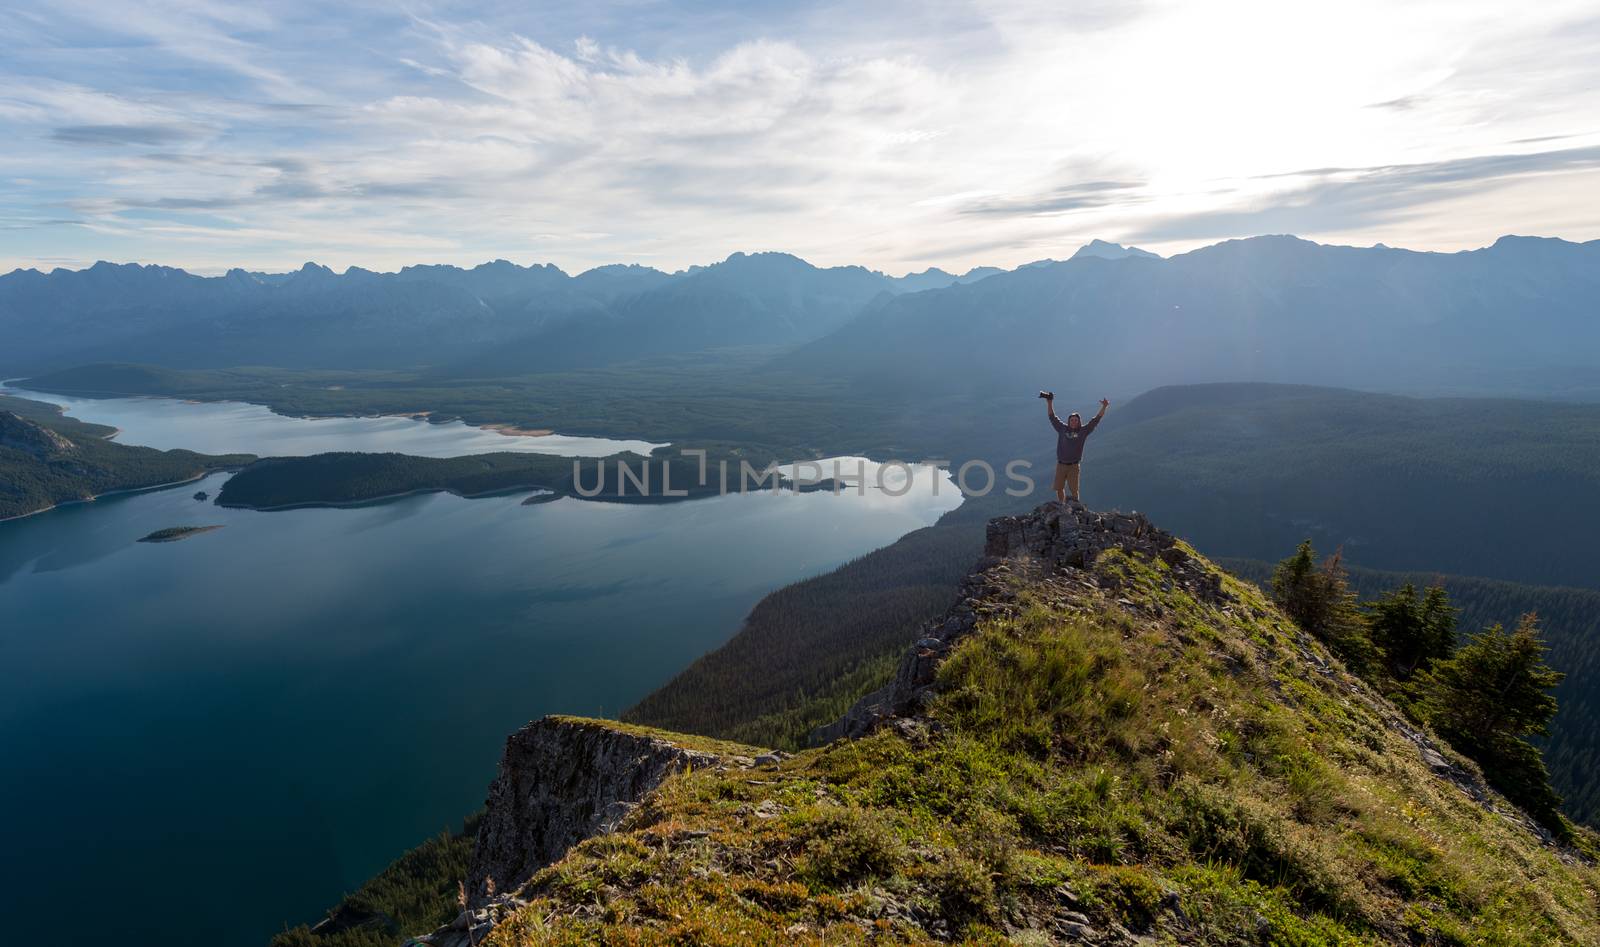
[0,0,1597,275]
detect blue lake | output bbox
[4,384,666,457]
[0,395,960,946]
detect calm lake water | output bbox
[0,397,960,947]
[4,384,666,457]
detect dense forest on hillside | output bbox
[0,394,251,520]
[269,815,481,947]
[1088,383,1600,587]
[0,390,119,438]
[624,519,985,748]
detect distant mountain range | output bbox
[4,236,1597,399]
[782,235,1600,399]
[0,251,1001,374]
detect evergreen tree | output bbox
[1425,614,1567,834]
[1271,541,1372,672]
[1271,540,1321,629]
[1418,585,1458,668]
[1366,583,1458,679]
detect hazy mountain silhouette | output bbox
[780,235,1600,399]
[4,236,1597,398]
[1068,238,1160,261]
[458,251,908,374]
[0,251,1003,374]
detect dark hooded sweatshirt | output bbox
[1050,412,1100,464]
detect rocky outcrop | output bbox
[413,716,759,946]
[812,501,1227,744]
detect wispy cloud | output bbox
[959,180,1147,217]
[1129,145,1600,242]
[51,124,201,145]
[0,0,1597,275]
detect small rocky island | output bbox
[193,490,209,501]
[137,525,225,543]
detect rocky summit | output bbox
[323,503,1597,946]
[813,502,1224,745]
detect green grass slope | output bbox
[477,515,1599,945]
[1222,558,1600,829]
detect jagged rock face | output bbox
[412,717,757,947]
[0,411,75,457]
[813,501,1225,744]
[466,717,725,908]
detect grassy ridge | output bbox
[630,516,1600,828]
[1223,557,1600,829]
[482,540,1600,945]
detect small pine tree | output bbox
[1270,540,1372,672]
[1365,583,1458,679]
[1271,540,1321,629]
[1424,613,1567,834]
[1418,585,1458,668]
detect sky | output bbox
[2,0,1598,276]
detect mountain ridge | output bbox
[278,501,1600,947]
[0,247,1012,374]
[779,233,1600,400]
[8,235,1597,397]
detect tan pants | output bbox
[1052,462,1081,499]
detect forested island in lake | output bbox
[214,448,796,510]
[137,525,225,543]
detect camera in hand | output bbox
[1037,390,1054,400]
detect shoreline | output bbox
[216,482,553,512]
[479,422,555,438]
[4,382,656,448]
[0,384,123,440]
[0,469,230,524]
[213,476,768,513]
